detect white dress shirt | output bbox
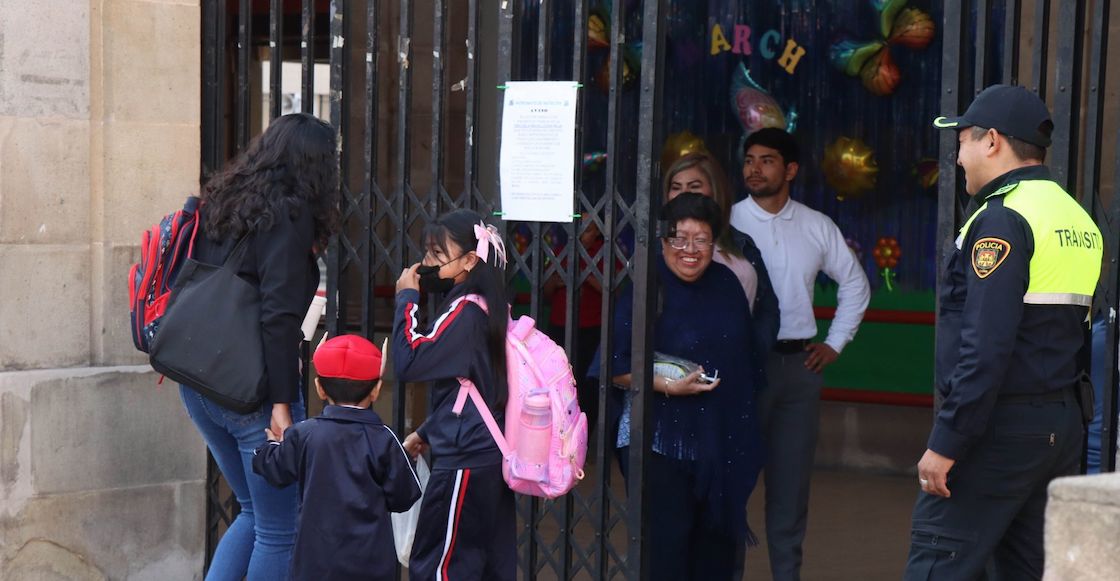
[730,196,870,353]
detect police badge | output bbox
[972,237,1011,279]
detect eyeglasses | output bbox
[665,236,713,251]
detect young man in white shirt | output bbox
[730,128,870,581]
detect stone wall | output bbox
[1045,473,1120,580]
[0,0,205,578]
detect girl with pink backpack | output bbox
[392,209,516,580]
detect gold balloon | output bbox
[822,137,879,200]
[588,13,609,49]
[660,131,710,170]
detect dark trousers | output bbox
[646,452,738,581]
[759,350,823,581]
[409,465,516,581]
[904,391,1083,580]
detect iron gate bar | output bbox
[1049,0,1083,191]
[1030,0,1050,95]
[324,0,345,341]
[432,0,448,216]
[934,0,967,409]
[301,0,314,110]
[1002,0,1021,84]
[1107,112,1120,473]
[1079,0,1110,219]
[627,0,667,578]
[201,0,220,180]
[563,0,590,577]
[270,0,283,121]
[361,0,379,343]
[463,0,481,211]
[1082,0,1114,473]
[237,0,251,149]
[600,0,629,573]
[973,0,990,95]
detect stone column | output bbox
[0,1,206,578]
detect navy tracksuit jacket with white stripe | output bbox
[393,285,516,580]
[252,405,421,580]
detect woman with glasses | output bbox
[611,193,766,580]
[664,152,779,353]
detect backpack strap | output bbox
[452,378,511,457]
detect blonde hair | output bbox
[662,152,742,258]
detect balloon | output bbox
[860,48,901,96]
[872,0,909,38]
[913,157,939,190]
[730,63,795,140]
[822,137,879,200]
[592,43,641,93]
[660,131,709,170]
[583,151,608,172]
[831,1,936,97]
[829,40,887,78]
[588,11,609,49]
[889,8,936,49]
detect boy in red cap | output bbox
[253,334,421,580]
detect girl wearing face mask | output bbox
[391,209,516,580]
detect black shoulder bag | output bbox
[149,235,268,413]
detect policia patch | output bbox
[972,237,1011,278]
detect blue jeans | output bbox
[180,385,305,581]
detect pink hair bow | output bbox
[474,222,508,268]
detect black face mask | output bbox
[417,263,458,294]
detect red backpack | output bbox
[129,196,202,353]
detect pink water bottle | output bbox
[519,394,552,469]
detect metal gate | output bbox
[199,0,1120,579]
[200,0,667,578]
[937,0,1120,471]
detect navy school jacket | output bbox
[392,285,504,469]
[252,405,421,581]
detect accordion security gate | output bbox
[201,1,665,578]
[200,1,1120,579]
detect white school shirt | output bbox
[730,196,870,353]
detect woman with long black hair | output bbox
[393,208,516,580]
[181,112,339,580]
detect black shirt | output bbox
[193,201,319,404]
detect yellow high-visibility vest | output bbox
[960,179,1102,307]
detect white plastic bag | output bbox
[392,455,429,567]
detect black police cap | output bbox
[933,84,1053,148]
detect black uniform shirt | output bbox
[252,405,421,581]
[931,165,1091,460]
[392,285,504,469]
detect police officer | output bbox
[904,84,1102,579]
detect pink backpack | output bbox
[452,295,588,498]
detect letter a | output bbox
[733,25,752,55]
[711,24,732,56]
[778,39,807,74]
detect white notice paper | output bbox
[499,81,579,222]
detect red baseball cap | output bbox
[313,335,382,381]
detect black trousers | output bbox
[646,453,738,581]
[904,391,1083,581]
[409,465,516,580]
